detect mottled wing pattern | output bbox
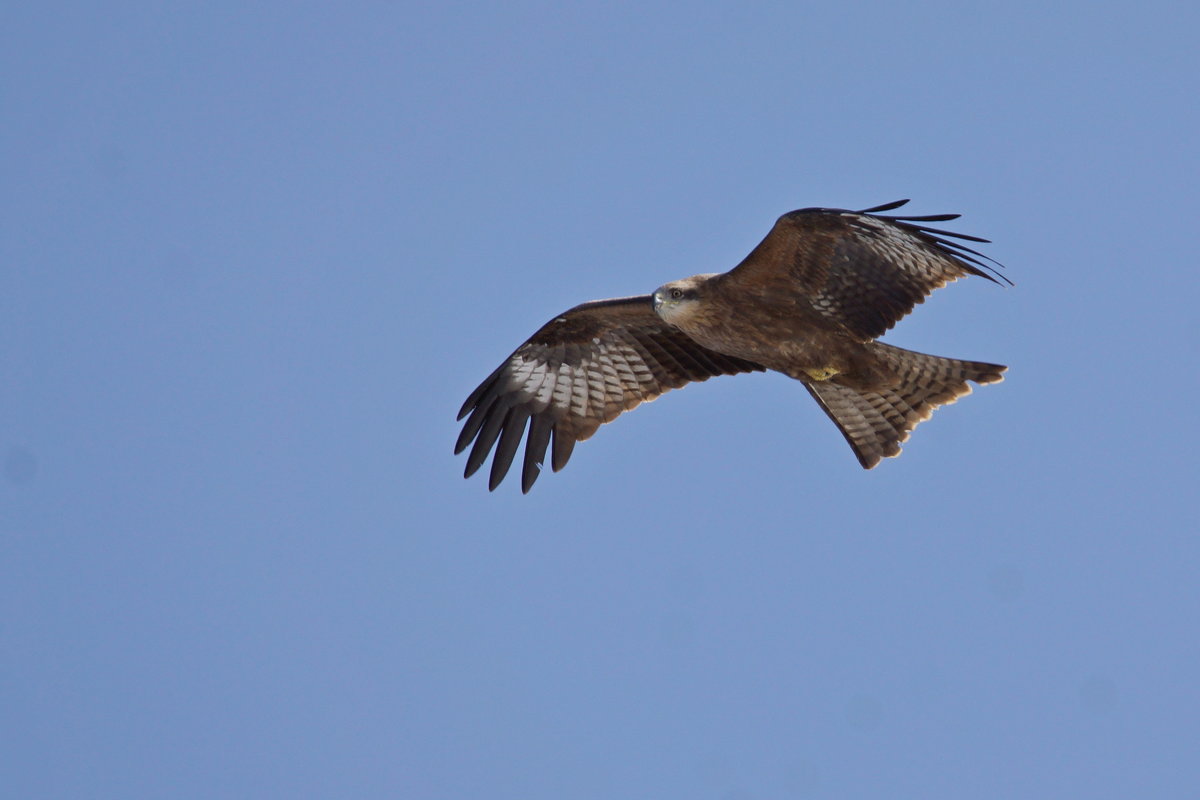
[727,200,1010,340]
[455,295,764,492]
[805,343,1007,469]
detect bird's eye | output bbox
[670,288,684,300]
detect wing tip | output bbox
[868,204,1014,288]
[857,199,911,214]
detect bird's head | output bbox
[652,274,715,324]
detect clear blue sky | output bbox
[4,2,1198,798]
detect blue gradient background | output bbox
[3,2,1197,798]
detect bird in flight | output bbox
[456,200,1009,492]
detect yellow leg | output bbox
[803,366,841,381]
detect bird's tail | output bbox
[805,343,1006,468]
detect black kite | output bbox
[456,201,1008,492]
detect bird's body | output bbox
[655,273,874,383]
[456,201,1009,492]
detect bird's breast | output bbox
[673,291,860,378]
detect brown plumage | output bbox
[456,200,1009,492]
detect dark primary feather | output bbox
[455,295,763,492]
[725,201,1008,340]
[855,199,1010,283]
[857,199,911,214]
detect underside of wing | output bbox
[726,200,1009,340]
[455,295,764,492]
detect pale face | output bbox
[652,274,715,325]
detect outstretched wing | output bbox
[724,200,1010,340]
[455,295,764,492]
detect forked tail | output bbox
[806,342,1005,468]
